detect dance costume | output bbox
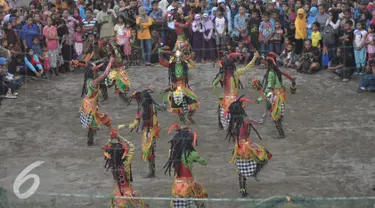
[103,126,148,208]
[164,125,208,208]
[79,58,114,146]
[212,52,259,130]
[159,48,199,126]
[225,97,272,197]
[252,52,296,138]
[99,39,132,104]
[128,87,163,178]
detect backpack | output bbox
[322,24,337,45]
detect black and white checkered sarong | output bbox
[172,198,193,208]
[219,107,230,129]
[236,159,257,178]
[80,110,93,128]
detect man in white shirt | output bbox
[166,0,178,48]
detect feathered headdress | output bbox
[168,124,198,146]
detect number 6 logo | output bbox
[13,161,45,199]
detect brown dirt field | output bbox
[0,63,375,208]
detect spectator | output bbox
[43,16,61,76]
[114,16,130,58]
[328,47,354,82]
[73,8,83,23]
[3,21,21,53]
[295,39,321,73]
[277,42,297,67]
[74,24,84,58]
[294,8,307,55]
[136,7,153,66]
[247,9,261,51]
[316,5,329,32]
[218,0,232,34]
[192,14,204,62]
[202,12,216,62]
[307,7,318,39]
[339,20,354,61]
[24,47,43,77]
[82,9,97,37]
[0,59,18,99]
[357,67,375,93]
[259,12,273,55]
[311,22,322,48]
[166,0,178,49]
[149,0,166,45]
[96,2,117,39]
[20,15,40,49]
[353,21,367,75]
[365,24,375,71]
[232,4,249,41]
[31,36,43,61]
[213,7,228,57]
[272,20,283,54]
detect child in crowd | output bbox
[247,9,261,51]
[353,21,367,75]
[277,42,296,68]
[272,20,283,54]
[114,16,127,57]
[31,36,43,61]
[311,22,322,48]
[24,47,43,77]
[365,24,375,73]
[235,41,250,64]
[258,12,274,55]
[43,46,51,75]
[74,24,84,58]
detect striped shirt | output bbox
[82,18,97,37]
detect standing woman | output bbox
[62,9,79,72]
[294,8,307,55]
[191,14,205,63]
[43,16,61,76]
[202,12,216,61]
[136,7,154,66]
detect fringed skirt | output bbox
[141,124,160,161]
[107,68,131,94]
[171,178,207,208]
[268,88,286,121]
[232,139,272,178]
[168,86,199,115]
[218,96,237,129]
[111,186,148,208]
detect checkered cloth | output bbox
[172,198,194,208]
[80,109,93,128]
[219,107,230,129]
[236,159,257,178]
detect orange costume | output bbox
[212,52,259,129]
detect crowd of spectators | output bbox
[1,0,375,101]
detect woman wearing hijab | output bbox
[192,14,205,62]
[294,8,307,55]
[202,12,216,61]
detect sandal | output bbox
[145,62,155,66]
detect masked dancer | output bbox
[79,56,115,146]
[213,51,259,130]
[225,96,272,197]
[103,125,148,208]
[128,87,164,178]
[158,47,199,125]
[99,39,132,104]
[251,52,296,138]
[164,124,208,208]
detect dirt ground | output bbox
[0,62,375,208]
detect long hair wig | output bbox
[81,63,97,98]
[104,143,132,195]
[164,129,196,177]
[226,97,262,145]
[132,89,159,126]
[212,57,243,89]
[262,58,283,93]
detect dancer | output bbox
[128,87,163,178]
[103,126,148,208]
[99,39,132,104]
[213,51,259,130]
[79,56,115,146]
[158,47,199,125]
[251,52,297,138]
[164,124,208,208]
[225,96,272,197]
[173,9,196,69]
